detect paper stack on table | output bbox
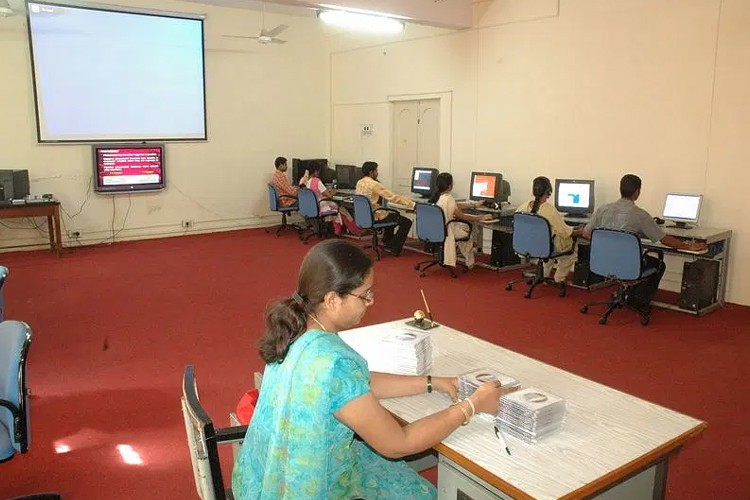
[496,387,567,443]
[340,327,433,375]
[458,368,521,421]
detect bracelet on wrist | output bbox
[452,402,471,425]
[464,397,476,418]
[426,375,432,394]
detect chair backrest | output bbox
[267,184,279,212]
[415,203,446,244]
[0,320,31,460]
[0,266,8,321]
[181,365,227,500]
[589,228,643,280]
[512,212,554,258]
[297,188,320,218]
[352,195,375,229]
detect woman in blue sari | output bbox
[232,240,504,499]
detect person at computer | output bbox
[429,172,493,269]
[516,176,582,284]
[581,174,707,309]
[355,161,415,256]
[231,240,505,500]
[271,156,308,208]
[303,161,358,236]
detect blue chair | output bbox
[0,321,61,500]
[297,188,338,243]
[580,228,664,326]
[414,203,470,278]
[181,365,247,500]
[0,266,8,321]
[505,212,575,298]
[266,184,301,236]
[351,195,400,261]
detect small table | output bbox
[340,320,706,500]
[0,201,62,256]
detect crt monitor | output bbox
[469,172,504,203]
[554,179,595,216]
[662,193,702,228]
[335,164,362,189]
[292,158,330,185]
[411,167,438,198]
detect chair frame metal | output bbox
[265,184,301,236]
[414,203,471,279]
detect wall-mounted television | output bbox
[93,144,166,193]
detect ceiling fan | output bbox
[223,1,288,45]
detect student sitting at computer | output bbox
[231,240,505,500]
[429,173,493,269]
[271,156,308,207]
[516,176,581,283]
[303,162,358,236]
[582,174,707,309]
[355,161,415,256]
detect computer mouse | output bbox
[653,216,665,225]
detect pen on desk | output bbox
[494,425,512,456]
[420,289,434,326]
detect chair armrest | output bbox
[278,195,297,202]
[215,425,249,444]
[644,247,664,263]
[0,398,19,415]
[373,208,400,218]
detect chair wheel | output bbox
[641,316,650,326]
[414,264,420,270]
[420,272,426,277]
[580,306,588,314]
[505,284,513,291]
[559,288,566,298]
[523,291,531,299]
[598,317,608,325]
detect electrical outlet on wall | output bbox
[361,124,373,136]
[181,220,194,228]
[67,230,81,239]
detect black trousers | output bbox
[380,212,412,255]
[628,254,666,308]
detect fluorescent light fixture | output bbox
[318,9,404,35]
[0,0,14,17]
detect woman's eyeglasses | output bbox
[347,289,374,305]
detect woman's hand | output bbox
[480,214,494,222]
[468,381,505,415]
[431,376,458,402]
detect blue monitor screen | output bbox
[554,179,595,215]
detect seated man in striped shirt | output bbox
[271,156,307,208]
[355,161,415,256]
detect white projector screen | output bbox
[27,2,207,143]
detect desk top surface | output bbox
[340,320,705,500]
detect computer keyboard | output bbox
[464,208,482,216]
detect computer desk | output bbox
[0,201,62,257]
[341,319,706,500]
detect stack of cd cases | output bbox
[496,387,567,443]
[458,368,521,421]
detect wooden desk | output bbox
[340,320,705,500]
[0,202,62,256]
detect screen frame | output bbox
[334,164,360,189]
[92,143,166,194]
[410,167,438,196]
[469,171,504,203]
[26,1,207,144]
[662,193,703,224]
[554,178,595,215]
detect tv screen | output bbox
[27,2,206,142]
[93,144,166,193]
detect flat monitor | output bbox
[554,179,595,216]
[92,144,165,193]
[411,167,438,198]
[335,164,362,189]
[469,172,504,203]
[662,193,702,229]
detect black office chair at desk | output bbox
[505,212,574,298]
[580,228,664,326]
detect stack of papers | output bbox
[496,387,567,443]
[458,368,520,421]
[340,327,433,375]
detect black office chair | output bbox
[505,212,575,298]
[265,184,300,236]
[0,320,61,500]
[414,203,471,278]
[580,228,664,325]
[351,195,400,260]
[297,188,338,243]
[181,365,248,500]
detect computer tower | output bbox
[679,259,719,312]
[490,231,521,267]
[0,169,30,200]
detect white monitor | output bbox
[662,193,703,228]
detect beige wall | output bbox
[0,0,329,245]
[330,0,750,306]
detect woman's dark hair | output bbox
[530,176,553,214]
[307,161,323,176]
[259,240,373,364]
[429,172,453,204]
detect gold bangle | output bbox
[464,397,476,418]
[452,401,471,425]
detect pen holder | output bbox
[405,318,439,330]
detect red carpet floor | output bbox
[1,228,749,499]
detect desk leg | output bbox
[53,204,62,257]
[716,236,731,308]
[46,215,55,252]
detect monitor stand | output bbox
[565,212,590,218]
[669,221,694,229]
